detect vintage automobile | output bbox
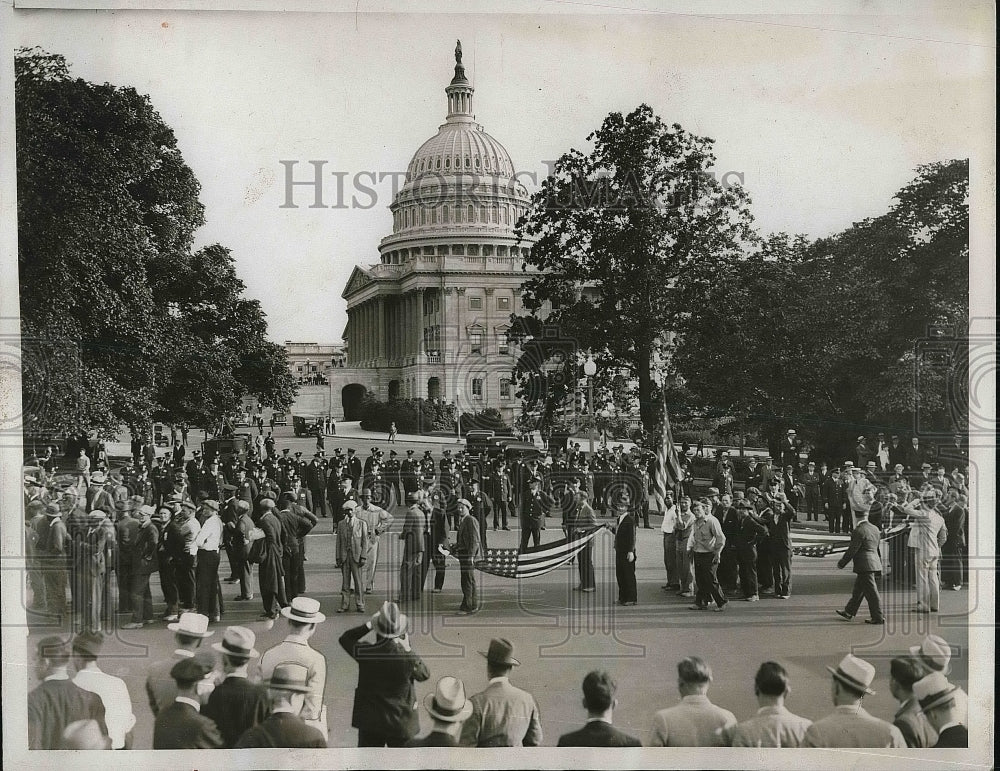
[270,412,288,426]
[202,434,249,464]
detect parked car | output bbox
[270,412,288,426]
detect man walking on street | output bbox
[835,510,886,625]
[687,499,727,612]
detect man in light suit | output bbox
[835,511,885,624]
[335,501,369,613]
[903,491,948,613]
[647,656,736,747]
[460,638,542,747]
[803,654,905,748]
[729,661,812,747]
[557,670,640,747]
[152,654,225,749]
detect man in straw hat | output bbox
[405,676,475,747]
[203,626,269,748]
[260,596,328,732]
[338,600,430,747]
[460,638,542,747]
[152,653,224,749]
[802,654,905,747]
[909,634,968,724]
[912,671,967,748]
[145,611,215,715]
[558,670,640,747]
[234,663,327,748]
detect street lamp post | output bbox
[583,355,597,455]
[455,388,462,443]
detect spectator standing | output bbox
[28,636,108,750]
[233,663,327,748]
[461,638,542,747]
[557,670,641,747]
[913,672,968,748]
[888,657,937,748]
[204,626,269,748]
[405,677,475,747]
[728,661,812,747]
[686,499,727,612]
[71,632,136,750]
[152,654,225,750]
[647,656,736,747]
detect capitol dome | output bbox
[379,41,532,263]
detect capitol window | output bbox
[497,296,510,310]
[472,378,484,399]
[496,331,509,354]
[469,296,483,311]
[469,332,483,354]
[499,377,511,399]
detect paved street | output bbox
[25,507,970,749]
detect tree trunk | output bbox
[637,342,657,436]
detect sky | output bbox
[11,2,993,344]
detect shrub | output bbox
[360,397,456,434]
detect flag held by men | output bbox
[652,394,683,514]
[474,527,606,579]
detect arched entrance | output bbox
[388,379,401,402]
[341,384,368,421]
[427,376,441,401]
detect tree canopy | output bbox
[672,159,969,458]
[16,47,296,440]
[511,104,756,436]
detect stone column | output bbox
[415,288,425,358]
[376,297,385,363]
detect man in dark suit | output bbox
[557,670,641,747]
[612,494,637,605]
[203,626,269,748]
[521,477,550,550]
[912,672,967,748]
[405,676,475,747]
[122,504,159,628]
[571,490,599,592]
[835,511,885,624]
[763,489,796,599]
[152,654,225,749]
[233,663,327,748]
[453,498,482,614]
[28,636,109,750]
[338,601,431,747]
[345,448,363,489]
[303,455,330,518]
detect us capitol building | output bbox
[328,41,541,423]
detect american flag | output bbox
[652,392,683,514]
[790,523,909,557]
[474,527,607,579]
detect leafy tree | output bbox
[512,104,757,435]
[16,48,296,440]
[672,160,969,459]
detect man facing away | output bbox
[912,672,968,748]
[404,677,475,747]
[728,661,811,747]
[647,656,736,747]
[803,654,905,748]
[557,670,641,747]
[460,638,542,748]
[28,635,108,750]
[233,663,327,748]
[888,656,937,748]
[203,626,270,748]
[71,632,135,750]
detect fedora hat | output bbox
[913,671,959,713]
[281,596,327,624]
[60,719,112,750]
[89,471,107,484]
[826,654,876,695]
[374,600,408,638]
[167,611,214,638]
[479,638,520,667]
[211,625,260,658]
[342,500,358,511]
[909,634,952,674]
[456,498,472,510]
[265,662,312,693]
[424,676,474,723]
[170,652,216,684]
[201,499,219,512]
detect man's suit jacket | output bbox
[152,700,224,749]
[336,515,369,563]
[28,678,108,750]
[893,698,937,748]
[933,724,968,748]
[460,677,543,747]
[338,622,431,740]
[404,729,459,747]
[455,512,481,560]
[802,705,905,748]
[203,675,270,748]
[557,719,640,747]
[130,520,160,574]
[233,711,327,748]
[838,520,882,573]
[613,512,636,556]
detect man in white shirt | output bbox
[728,661,811,747]
[356,488,395,593]
[846,466,876,527]
[71,631,136,749]
[660,491,679,591]
[904,492,948,613]
[647,656,736,746]
[194,499,224,622]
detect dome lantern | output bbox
[445,39,474,122]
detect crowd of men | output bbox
[27,596,968,750]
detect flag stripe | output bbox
[653,395,683,514]
[475,528,605,579]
